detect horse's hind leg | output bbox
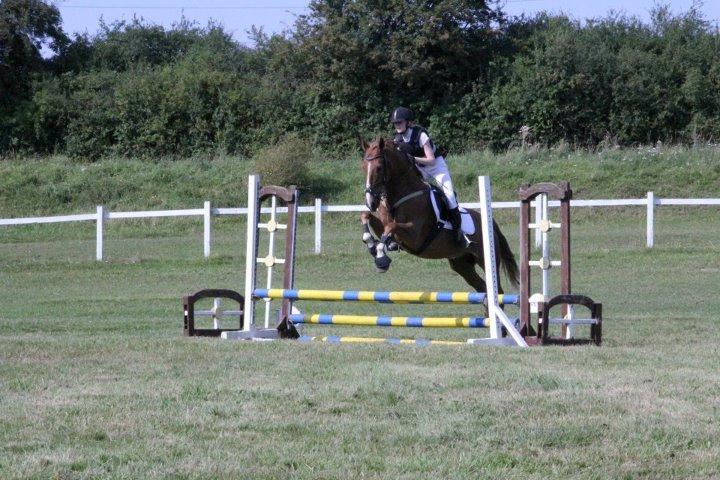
[495,254,504,295]
[448,255,487,293]
[467,243,504,296]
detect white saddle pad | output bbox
[428,192,476,235]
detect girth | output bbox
[389,188,444,256]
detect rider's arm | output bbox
[412,136,436,165]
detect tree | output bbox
[0,0,65,107]
[0,0,66,152]
[291,0,505,146]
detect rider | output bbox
[390,106,469,247]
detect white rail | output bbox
[1,193,718,259]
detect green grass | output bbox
[1,206,719,478]
[1,146,719,217]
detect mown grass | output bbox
[1,204,719,478]
[1,148,719,478]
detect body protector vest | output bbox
[394,126,438,158]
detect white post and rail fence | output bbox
[1,193,718,260]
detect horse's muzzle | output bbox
[365,188,380,212]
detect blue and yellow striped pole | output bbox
[254,288,518,305]
[288,313,489,328]
[298,335,469,346]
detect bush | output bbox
[252,135,312,187]
[4,3,720,156]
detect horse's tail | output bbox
[494,220,519,288]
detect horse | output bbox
[360,137,519,295]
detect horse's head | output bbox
[361,137,416,211]
[361,138,387,211]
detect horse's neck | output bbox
[387,165,426,204]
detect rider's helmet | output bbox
[390,106,415,123]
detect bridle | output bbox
[363,150,388,207]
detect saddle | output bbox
[428,183,450,220]
[427,182,475,235]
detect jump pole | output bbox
[242,174,259,334]
[220,174,527,346]
[471,176,527,347]
[253,288,519,305]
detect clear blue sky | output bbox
[56,0,719,45]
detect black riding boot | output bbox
[448,207,469,248]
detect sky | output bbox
[55,0,720,46]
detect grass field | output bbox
[2,146,719,217]
[2,205,719,478]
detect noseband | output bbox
[364,150,388,204]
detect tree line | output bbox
[1,0,719,159]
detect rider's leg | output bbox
[434,173,458,209]
[434,171,470,247]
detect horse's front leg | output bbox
[372,203,400,273]
[360,211,379,257]
[361,211,394,272]
[373,225,395,272]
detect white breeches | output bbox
[416,156,458,209]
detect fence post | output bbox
[96,205,105,261]
[533,197,544,250]
[314,198,322,254]
[204,201,212,258]
[646,192,654,248]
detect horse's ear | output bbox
[378,137,385,149]
[359,134,368,152]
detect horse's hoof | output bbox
[368,245,377,256]
[374,256,391,271]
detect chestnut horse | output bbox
[360,138,518,295]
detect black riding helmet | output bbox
[390,106,415,123]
